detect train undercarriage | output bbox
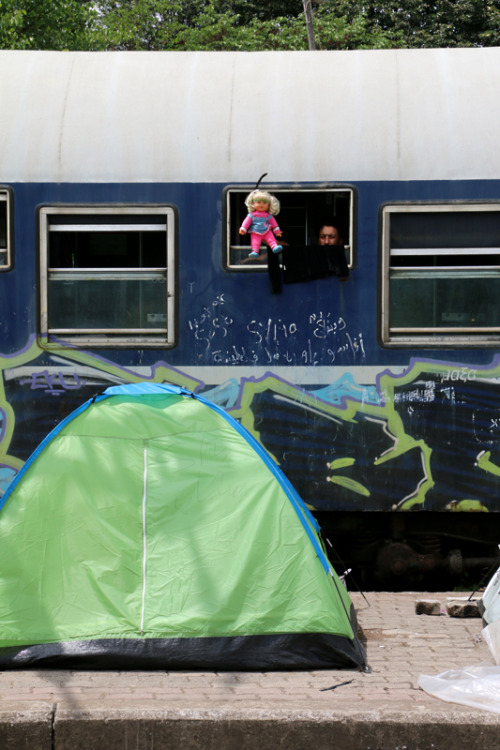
[316,511,500,592]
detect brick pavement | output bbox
[0,591,499,749]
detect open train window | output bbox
[380,203,500,347]
[39,205,176,348]
[224,186,354,271]
[0,189,12,271]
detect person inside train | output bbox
[313,220,349,281]
[317,221,343,247]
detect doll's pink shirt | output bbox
[240,211,280,235]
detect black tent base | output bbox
[0,632,366,671]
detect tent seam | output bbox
[140,444,148,636]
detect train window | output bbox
[39,205,176,347]
[0,189,11,270]
[380,203,500,347]
[224,187,354,271]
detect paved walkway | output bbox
[0,591,498,749]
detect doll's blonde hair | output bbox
[245,190,280,216]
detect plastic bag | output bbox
[419,664,500,713]
[481,566,500,625]
[483,621,500,665]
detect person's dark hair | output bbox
[315,219,346,243]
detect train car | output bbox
[1,48,500,587]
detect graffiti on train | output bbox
[1,336,500,515]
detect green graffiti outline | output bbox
[2,341,500,512]
[228,373,433,510]
[230,360,500,511]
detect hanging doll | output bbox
[239,189,283,257]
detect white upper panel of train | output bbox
[0,48,498,184]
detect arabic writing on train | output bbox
[188,296,365,365]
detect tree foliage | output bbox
[0,0,499,50]
[0,0,98,49]
[98,0,393,51]
[330,0,500,48]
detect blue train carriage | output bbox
[1,48,500,586]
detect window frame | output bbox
[0,187,13,272]
[39,204,177,348]
[223,185,355,272]
[380,201,500,348]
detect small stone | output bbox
[415,599,442,615]
[446,600,480,618]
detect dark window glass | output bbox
[382,205,500,345]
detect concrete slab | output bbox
[0,704,53,749]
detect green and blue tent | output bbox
[0,383,365,670]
